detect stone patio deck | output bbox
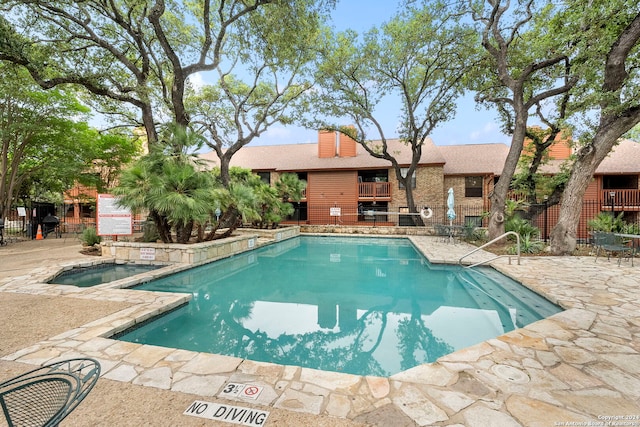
[1,235,639,426]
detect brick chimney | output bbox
[548,130,572,160]
[318,130,336,158]
[339,127,357,157]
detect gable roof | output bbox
[199,135,640,176]
[199,137,446,172]
[536,139,640,175]
[597,139,640,174]
[438,143,509,175]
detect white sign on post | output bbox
[96,194,132,236]
[330,207,341,217]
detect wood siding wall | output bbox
[584,178,599,202]
[308,171,358,223]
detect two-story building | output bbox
[200,129,640,239]
[200,130,509,227]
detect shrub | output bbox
[81,227,102,246]
[505,216,540,240]
[462,220,486,242]
[508,233,545,254]
[588,212,625,232]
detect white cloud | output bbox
[263,126,292,139]
[188,72,205,90]
[470,121,498,141]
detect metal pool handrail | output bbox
[459,231,521,267]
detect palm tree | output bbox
[114,123,217,243]
[205,183,260,240]
[275,173,306,202]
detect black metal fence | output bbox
[285,200,639,245]
[1,203,146,241]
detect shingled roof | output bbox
[597,139,640,174]
[536,139,640,175]
[198,136,640,176]
[438,143,509,175]
[199,137,446,172]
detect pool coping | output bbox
[2,235,640,425]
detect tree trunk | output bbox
[548,155,596,254]
[176,221,194,244]
[488,114,528,239]
[141,103,158,146]
[150,209,172,243]
[404,185,424,226]
[219,155,231,187]
[550,127,638,254]
[550,12,640,254]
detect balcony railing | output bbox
[600,189,640,209]
[358,182,391,200]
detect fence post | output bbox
[543,197,548,242]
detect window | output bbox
[257,172,271,184]
[398,168,416,189]
[465,176,483,198]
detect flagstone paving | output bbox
[2,235,640,426]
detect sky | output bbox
[244,0,510,147]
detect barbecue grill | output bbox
[42,214,61,238]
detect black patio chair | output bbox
[0,358,100,427]
[592,231,633,266]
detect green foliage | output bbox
[275,173,307,202]
[508,234,545,255]
[114,123,219,243]
[81,227,102,247]
[310,3,477,222]
[505,216,540,240]
[220,169,305,229]
[621,222,640,235]
[624,125,640,142]
[0,64,107,217]
[588,212,626,233]
[461,220,486,242]
[504,206,543,254]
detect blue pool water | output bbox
[49,264,161,287]
[118,236,561,376]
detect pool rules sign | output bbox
[96,194,132,236]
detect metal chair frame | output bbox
[592,231,633,266]
[0,358,100,427]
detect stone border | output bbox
[9,234,637,425]
[300,224,435,236]
[100,226,300,265]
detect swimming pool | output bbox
[49,263,162,287]
[118,236,561,376]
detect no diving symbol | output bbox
[221,382,264,401]
[243,386,260,398]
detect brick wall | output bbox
[388,165,445,213]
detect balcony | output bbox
[358,182,391,201]
[600,189,640,211]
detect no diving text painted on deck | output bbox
[183,401,269,426]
